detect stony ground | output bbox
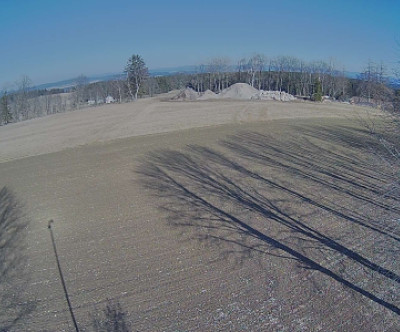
[0,96,399,331]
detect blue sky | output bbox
[0,0,399,87]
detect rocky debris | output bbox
[198,89,219,100]
[171,83,296,102]
[252,90,296,101]
[171,87,199,101]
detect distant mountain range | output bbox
[34,65,198,91]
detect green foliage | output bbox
[312,78,322,102]
[125,54,149,99]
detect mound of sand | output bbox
[198,89,219,100]
[219,83,259,100]
[171,83,296,102]
[171,87,199,101]
[253,90,296,102]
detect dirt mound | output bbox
[219,83,259,100]
[253,90,296,102]
[171,87,199,101]
[172,84,296,102]
[198,89,219,100]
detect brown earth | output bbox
[0,96,399,331]
[0,94,372,163]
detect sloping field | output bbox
[0,96,399,331]
[0,95,368,163]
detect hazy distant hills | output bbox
[34,65,198,91]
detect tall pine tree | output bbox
[125,55,149,100]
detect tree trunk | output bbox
[126,73,134,101]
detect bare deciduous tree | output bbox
[248,54,265,89]
[274,56,286,100]
[1,91,12,124]
[358,61,394,108]
[15,75,32,120]
[74,74,89,109]
[237,58,246,83]
[208,57,230,93]
[111,78,126,103]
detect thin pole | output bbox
[48,220,79,332]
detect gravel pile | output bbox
[253,90,296,101]
[172,83,296,102]
[171,87,199,101]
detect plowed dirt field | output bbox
[1,96,398,331]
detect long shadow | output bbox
[90,299,131,332]
[0,186,35,330]
[222,129,400,240]
[138,125,400,318]
[295,124,400,199]
[224,128,398,208]
[190,145,400,283]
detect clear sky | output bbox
[0,0,399,88]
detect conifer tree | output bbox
[312,78,322,102]
[125,55,149,100]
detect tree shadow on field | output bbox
[222,125,400,239]
[89,299,131,332]
[0,186,35,331]
[138,123,400,326]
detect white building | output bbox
[105,96,115,104]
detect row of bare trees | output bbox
[1,54,398,125]
[188,55,351,100]
[166,55,397,109]
[0,54,150,124]
[356,61,396,109]
[0,74,129,123]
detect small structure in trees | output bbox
[105,96,115,104]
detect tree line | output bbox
[1,54,399,125]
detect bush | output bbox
[312,78,322,102]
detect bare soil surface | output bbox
[0,94,372,163]
[0,97,398,331]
